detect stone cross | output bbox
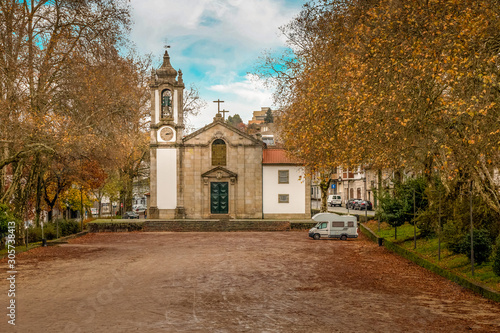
[213,99,224,114]
[220,109,229,120]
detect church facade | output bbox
[148,51,310,219]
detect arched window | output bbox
[161,89,172,119]
[212,139,226,166]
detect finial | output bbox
[178,69,183,84]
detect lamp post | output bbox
[438,191,441,261]
[338,176,342,209]
[413,188,416,249]
[80,185,83,232]
[470,181,474,276]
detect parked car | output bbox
[354,200,372,211]
[347,198,362,209]
[123,211,139,219]
[134,205,147,214]
[309,213,358,240]
[327,195,342,207]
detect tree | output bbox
[0,0,134,219]
[183,84,207,132]
[377,192,408,240]
[257,0,500,223]
[264,109,273,123]
[226,114,243,127]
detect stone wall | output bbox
[143,220,289,232]
[87,220,293,232]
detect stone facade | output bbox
[181,114,263,218]
[148,51,309,220]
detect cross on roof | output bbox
[220,109,229,120]
[213,99,225,113]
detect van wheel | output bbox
[341,235,347,241]
[313,234,320,240]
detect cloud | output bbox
[129,0,302,131]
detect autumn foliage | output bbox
[0,1,150,222]
[259,0,500,214]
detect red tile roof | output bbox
[263,148,302,165]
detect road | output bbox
[1,231,499,332]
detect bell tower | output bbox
[149,49,185,219]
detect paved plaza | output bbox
[1,231,499,332]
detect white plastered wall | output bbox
[263,166,305,214]
[157,148,177,209]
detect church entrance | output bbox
[210,182,229,214]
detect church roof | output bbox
[183,114,263,145]
[263,148,302,165]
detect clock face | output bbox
[159,127,174,142]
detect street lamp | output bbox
[470,181,474,276]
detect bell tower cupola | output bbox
[150,49,185,144]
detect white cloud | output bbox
[129,0,302,132]
[185,74,273,130]
[130,0,298,55]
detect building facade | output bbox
[148,51,310,219]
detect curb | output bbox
[360,223,500,303]
[0,230,90,260]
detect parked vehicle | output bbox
[327,195,342,207]
[123,211,139,219]
[354,200,373,211]
[309,213,358,240]
[347,198,362,209]
[134,205,147,214]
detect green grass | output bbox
[364,220,500,292]
[1,242,43,257]
[365,220,420,242]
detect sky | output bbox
[129,0,305,130]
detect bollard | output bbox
[42,238,47,247]
[377,237,383,247]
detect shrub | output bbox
[26,220,81,243]
[493,236,500,276]
[52,219,80,237]
[444,220,467,254]
[0,204,17,235]
[460,229,493,265]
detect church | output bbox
[148,50,311,220]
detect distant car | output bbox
[354,200,372,211]
[327,195,342,207]
[347,198,362,209]
[123,211,139,219]
[90,208,99,216]
[134,205,147,214]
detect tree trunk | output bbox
[376,169,383,209]
[320,179,330,213]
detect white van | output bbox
[309,213,358,240]
[327,194,342,207]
